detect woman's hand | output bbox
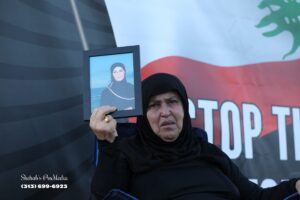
[89,106,118,143]
[296,179,300,195]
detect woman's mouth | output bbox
[160,121,175,128]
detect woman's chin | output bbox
[160,133,179,142]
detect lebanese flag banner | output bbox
[105,0,300,187]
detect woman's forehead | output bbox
[148,91,180,102]
[113,66,124,71]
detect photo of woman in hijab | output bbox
[100,62,135,111]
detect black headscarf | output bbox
[121,73,201,172]
[110,62,127,82]
[106,62,134,100]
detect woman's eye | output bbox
[148,103,158,109]
[169,99,178,104]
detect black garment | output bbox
[91,73,299,199]
[91,136,298,200]
[100,81,134,110]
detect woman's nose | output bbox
[160,104,170,116]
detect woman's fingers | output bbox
[89,106,118,142]
[105,118,118,143]
[296,179,300,195]
[91,106,116,121]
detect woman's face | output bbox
[112,66,125,81]
[146,91,184,142]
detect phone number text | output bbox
[21,184,68,189]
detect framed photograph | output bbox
[83,45,142,120]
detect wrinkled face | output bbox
[112,66,125,81]
[146,91,184,142]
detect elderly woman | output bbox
[90,73,300,200]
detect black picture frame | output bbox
[83,45,142,120]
